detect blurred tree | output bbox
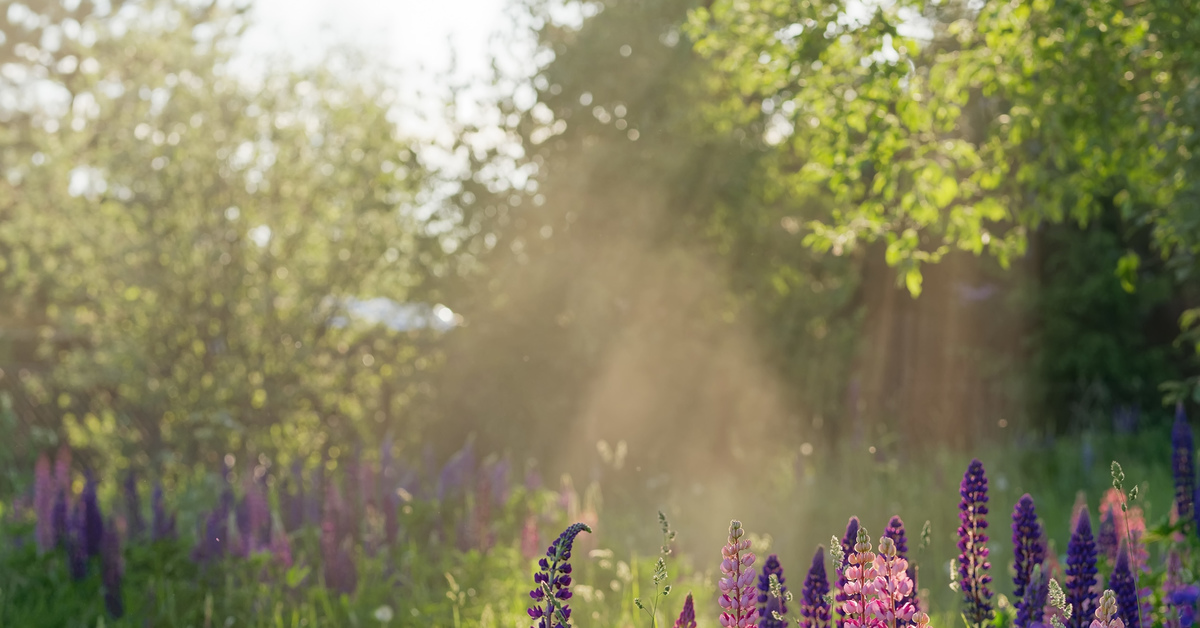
[0,1,447,477]
[687,0,1200,417]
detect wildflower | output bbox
[1108,544,1139,628]
[869,535,917,627]
[1021,567,1049,628]
[34,453,54,553]
[836,517,861,628]
[958,459,993,626]
[82,472,105,559]
[718,520,759,628]
[1013,494,1046,628]
[151,483,176,541]
[1092,590,1125,628]
[527,522,592,628]
[54,445,72,493]
[1172,403,1195,533]
[67,500,88,580]
[1099,488,1147,571]
[800,546,832,628]
[52,488,69,550]
[884,515,916,609]
[1065,509,1099,628]
[269,520,293,568]
[192,492,230,564]
[757,554,787,628]
[321,519,358,595]
[124,471,144,541]
[438,440,476,501]
[675,592,698,628]
[1097,508,1118,563]
[840,527,876,628]
[100,519,123,618]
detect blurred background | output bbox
[1,0,1199,622]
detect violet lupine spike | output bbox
[757,554,787,628]
[81,472,105,559]
[1021,568,1049,628]
[321,519,358,595]
[192,493,230,564]
[1065,508,1099,628]
[674,592,698,628]
[100,519,123,618]
[527,522,592,628]
[718,520,760,628]
[800,546,831,628]
[34,453,54,553]
[52,489,69,550]
[1108,545,1139,628]
[151,483,176,541]
[884,516,908,558]
[67,501,88,581]
[124,470,145,541]
[1097,508,1118,563]
[54,445,71,493]
[1172,403,1195,533]
[1013,494,1046,628]
[958,459,993,626]
[835,517,860,628]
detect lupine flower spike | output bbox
[958,459,993,626]
[1107,545,1139,628]
[1022,566,1050,628]
[1092,590,1125,628]
[675,593,698,628]
[82,472,105,558]
[839,527,875,628]
[100,519,124,618]
[884,515,916,609]
[1066,509,1099,628]
[1012,494,1046,628]
[835,517,860,628]
[67,500,88,580]
[718,520,759,628]
[801,547,832,628]
[871,534,917,628]
[528,522,592,628]
[758,554,788,628]
[1164,550,1197,628]
[151,483,177,541]
[1172,403,1195,534]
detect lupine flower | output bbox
[1164,550,1184,628]
[718,520,759,628]
[192,492,230,564]
[1013,494,1046,628]
[1021,567,1049,628]
[34,453,54,553]
[525,465,543,492]
[151,483,176,541]
[67,500,88,580]
[675,592,698,628]
[757,554,787,628]
[958,459,993,626]
[100,519,123,618]
[269,520,293,568]
[884,515,916,610]
[836,517,861,628]
[1065,509,1099,628]
[800,546,832,628]
[527,522,592,628]
[1168,585,1199,628]
[1071,492,1088,533]
[489,457,511,507]
[1172,403,1195,533]
[52,489,69,549]
[839,527,875,628]
[54,445,71,493]
[124,471,144,541]
[867,535,916,627]
[1108,544,1139,628]
[1099,488,1147,571]
[82,472,105,559]
[321,519,358,595]
[1092,590,1125,628]
[438,441,476,501]
[521,513,541,560]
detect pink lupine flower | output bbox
[1100,488,1147,572]
[34,453,55,553]
[867,536,916,628]
[841,527,879,628]
[1091,590,1126,628]
[719,520,760,628]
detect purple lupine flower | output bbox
[757,554,787,628]
[884,516,908,557]
[489,457,511,507]
[151,483,176,541]
[674,592,697,628]
[835,516,860,628]
[1098,507,1118,563]
[958,459,993,626]
[1109,544,1140,628]
[52,489,69,549]
[100,519,123,618]
[81,472,104,559]
[192,492,230,564]
[1165,549,1185,628]
[34,453,54,553]
[269,520,293,568]
[527,522,592,628]
[1013,494,1046,628]
[1172,403,1195,533]
[1021,568,1049,628]
[525,464,543,492]
[54,445,71,493]
[123,471,144,541]
[1065,508,1099,628]
[67,500,88,580]
[799,546,831,628]
[718,520,760,628]
[321,519,358,595]
[438,441,476,501]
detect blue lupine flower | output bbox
[82,473,104,559]
[1109,544,1140,628]
[1065,509,1099,628]
[835,517,860,628]
[527,522,591,628]
[1172,403,1195,532]
[799,546,831,628]
[958,459,993,626]
[1013,494,1046,628]
[757,554,787,628]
